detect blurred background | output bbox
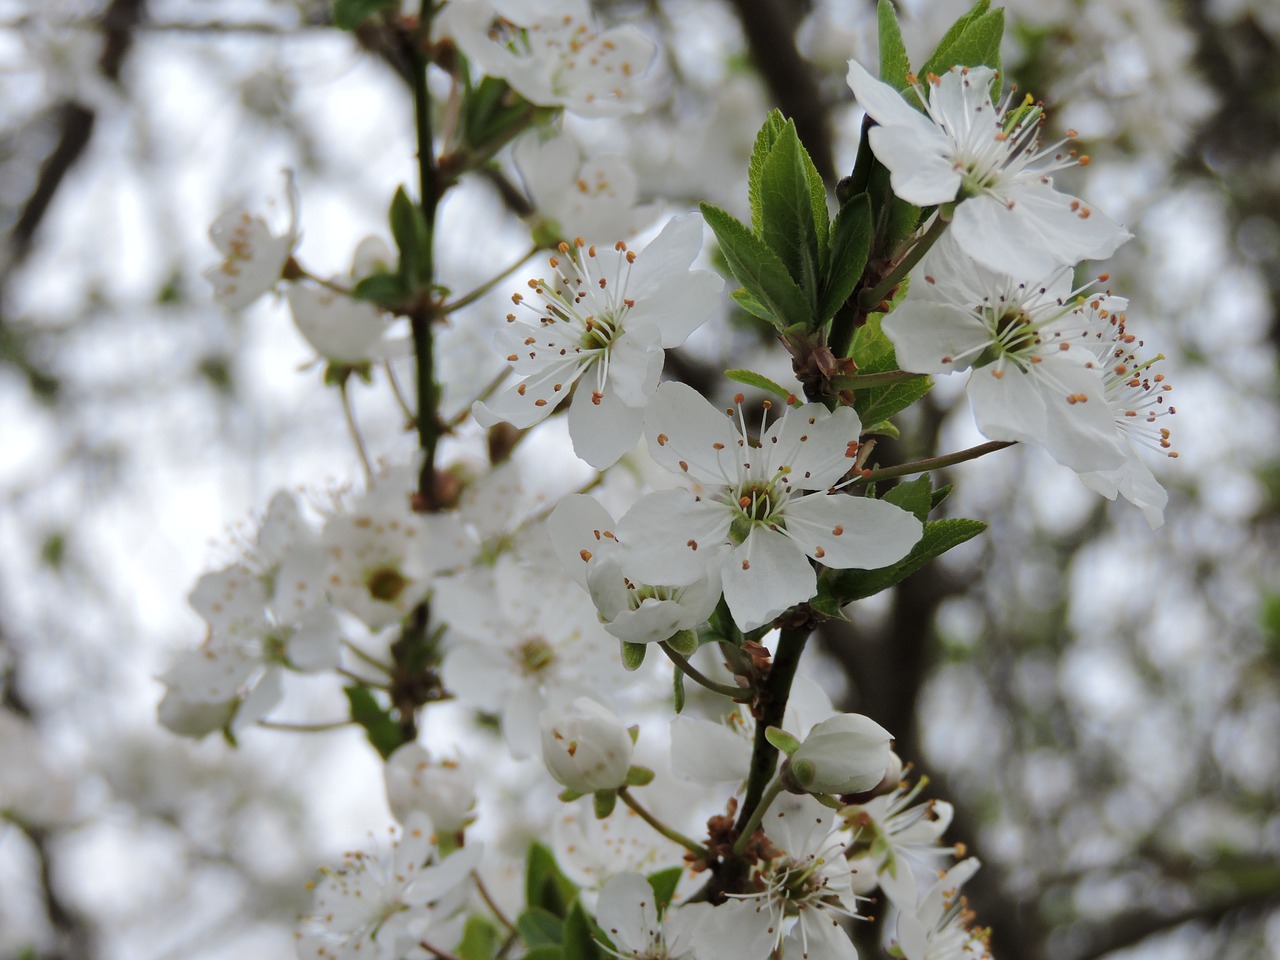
[1,0,1277,958]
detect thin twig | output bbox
[659,641,750,700]
[442,244,540,314]
[340,379,374,481]
[850,440,1015,484]
[617,787,711,860]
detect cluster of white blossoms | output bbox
[847,60,1175,528]
[171,4,1182,960]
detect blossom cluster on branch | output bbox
[160,2,1179,960]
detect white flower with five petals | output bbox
[473,215,723,469]
[845,60,1130,279]
[615,382,922,631]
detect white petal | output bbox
[547,495,620,589]
[604,326,663,407]
[645,381,745,485]
[784,913,857,960]
[782,494,922,570]
[597,872,658,955]
[473,356,585,429]
[669,714,752,784]
[868,124,962,206]
[1078,450,1168,529]
[569,378,645,469]
[881,301,992,374]
[615,489,731,586]
[765,402,863,491]
[722,527,814,630]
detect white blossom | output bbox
[474,215,723,469]
[540,697,634,794]
[596,872,710,960]
[440,0,656,118]
[846,59,1130,278]
[549,494,721,645]
[882,234,1131,474]
[384,743,477,834]
[617,382,922,630]
[204,173,299,309]
[894,859,991,960]
[788,713,893,796]
[295,812,482,960]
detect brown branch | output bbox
[721,0,835,183]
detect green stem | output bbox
[343,639,393,674]
[340,378,374,480]
[297,267,355,297]
[443,244,540,314]
[734,625,809,836]
[618,786,711,860]
[410,0,442,505]
[659,642,750,701]
[850,440,1015,484]
[731,775,785,856]
[857,209,952,311]
[257,718,353,732]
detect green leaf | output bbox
[620,641,647,672]
[848,313,932,425]
[701,202,812,331]
[564,901,603,960]
[826,518,987,603]
[673,664,686,714]
[525,843,579,918]
[877,0,911,88]
[458,916,501,960]
[353,272,407,306]
[518,909,565,948]
[759,122,825,318]
[646,868,684,911]
[884,474,933,523]
[920,3,1003,78]
[918,0,990,78]
[332,0,396,30]
[389,186,430,287]
[930,483,953,510]
[342,686,405,759]
[725,368,794,402]
[730,288,775,322]
[819,193,871,323]
[861,420,901,439]
[521,948,565,960]
[747,111,788,238]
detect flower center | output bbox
[516,637,555,676]
[366,565,410,603]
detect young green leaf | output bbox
[920,1,1003,78]
[564,901,603,960]
[759,123,826,315]
[342,686,405,759]
[620,641,647,672]
[877,0,911,88]
[701,202,813,330]
[884,474,933,523]
[748,111,789,238]
[525,842,579,918]
[819,192,872,323]
[826,518,987,603]
[458,916,501,960]
[332,0,397,30]
[724,369,793,402]
[919,0,990,78]
[518,907,565,946]
[647,868,684,912]
[673,664,686,714]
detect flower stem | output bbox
[659,642,750,701]
[734,625,808,836]
[384,361,417,426]
[618,786,711,860]
[339,378,374,481]
[256,718,353,732]
[472,870,518,934]
[731,774,785,856]
[857,209,952,311]
[443,244,540,314]
[850,439,1015,484]
[342,639,393,674]
[420,941,467,960]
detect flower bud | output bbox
[540,698,634,794]
[789,713,892,795]
[384,743,477,834]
